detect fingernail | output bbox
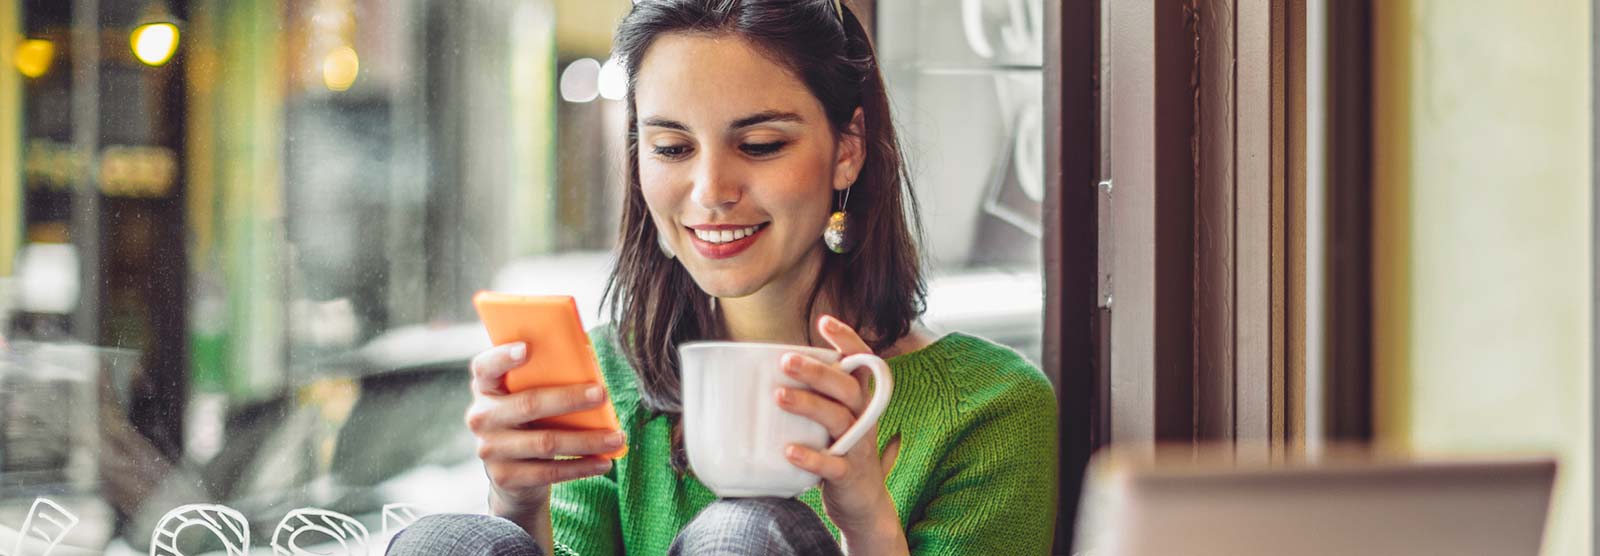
[785,445,802,460]
[509,343,527,361]
[776,388,792,403]
[606,431,626,447]
[587,386,605,402]
[594,460,613,473]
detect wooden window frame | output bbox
[1098,0,1308,453]
[1044,1,1099,553]
[1322,0,1374,444]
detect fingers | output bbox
[817,315,872,356]
[477,428,626,460]
[468,342,621,499]
[781,353,865,411]
[776,387,856,438]
[470,342,528,395]
[785,445,850,482]
[484,456,613,491]
[466,383,608,432]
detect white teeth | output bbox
[694,224,762,244]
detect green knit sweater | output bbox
[548,327,1059,555]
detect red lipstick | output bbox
[687,223,767,259]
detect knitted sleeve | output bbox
[548,324,631,555]
[906,363,1060,555]
[550,466,622,556]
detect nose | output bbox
[689,149,743,210]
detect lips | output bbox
[687,223,768,259]
[692,224,764,243]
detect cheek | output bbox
[770,183,828,218]
[759,156,835,216]
[638,162,682,220]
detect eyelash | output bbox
[649,141,790,161]
[740,141,788,156]
[652,145,691,159]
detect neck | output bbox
[716,247,833,348]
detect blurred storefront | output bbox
[7,0,193,465]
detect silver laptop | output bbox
[1071,449,1557,556]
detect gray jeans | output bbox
[386,498,843,555]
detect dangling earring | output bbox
[824,186,853,254]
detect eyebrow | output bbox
[730,110,804,129]
[641,116,689,131]
[640,110,805,132]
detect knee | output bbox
[386,514,542,556]
[694,497,817,528]
[672,498,838,556]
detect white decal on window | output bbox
[8,497,79,556]
[6,500,430,554]
[148,504,250,556]
[380,504,426,541]
[269,509,369,556]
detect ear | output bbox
[833,107,867,191]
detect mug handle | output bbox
[825,353,894,456]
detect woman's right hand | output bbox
[465,342,625,517]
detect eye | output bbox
[651,144,692,160]
[740,140,789,157]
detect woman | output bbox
[390,0,1057,554]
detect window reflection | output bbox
[0,0,1047,552]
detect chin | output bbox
[685,269,765,299]
[688,274,761,300]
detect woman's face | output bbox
[633,33,861,300]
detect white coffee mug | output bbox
[679,342,893,498]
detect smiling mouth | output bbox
[691,223,767,244]
[686,223,769,259]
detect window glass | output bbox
[0,1,1044,552]
[876,0,1044,363]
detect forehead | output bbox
[633,33,821,123]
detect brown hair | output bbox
[603,0,925,429]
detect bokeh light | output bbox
[322,45,360,92]
[15,39,54,78]
[559,58,601,103]
[131,22,180,67]
[598,55,627,101]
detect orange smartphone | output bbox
[472,291,626,459]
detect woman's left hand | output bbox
[776,315,908,555]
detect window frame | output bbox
[1097,0,1313,455]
